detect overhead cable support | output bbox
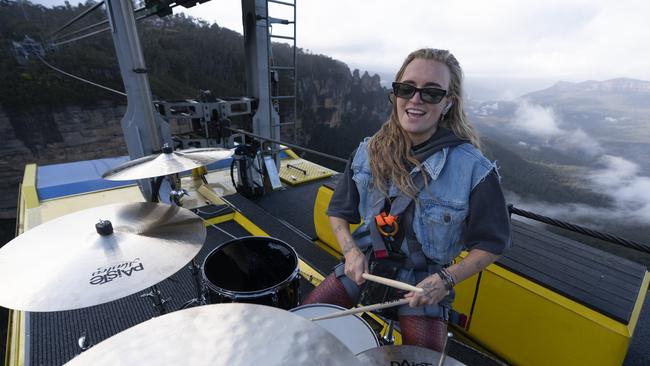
[49,1,105,38]
[35,53,127,97]
[508,204,650,254]
[51,5,172,47]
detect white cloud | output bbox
[507,153,650,227]
[513,100,563,137]
[35,0,650,82]
[510,101,603,156]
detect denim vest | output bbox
[351,138,496,264]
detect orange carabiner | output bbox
[375,212,399,237]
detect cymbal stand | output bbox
[180,259,208,309]
[381,319,396,345]
[141,284,169,316]
[166,177,209,309]
[436,332,453,366]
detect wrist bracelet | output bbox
[438,268,455,291]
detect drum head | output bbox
[290,303,379,355]
[203,236,298,295]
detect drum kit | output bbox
[0,145,465,365]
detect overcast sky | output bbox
[35,0,650,94]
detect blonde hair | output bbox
[367,48,481,198]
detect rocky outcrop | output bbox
[0,103,127,218]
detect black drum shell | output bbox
[202,236,300,310]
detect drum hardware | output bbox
[179,259,208,310]
[169,188,189,206]
[381,319,396,345]
[437,332,454,366]
[64,304,364,366]
[0,202,205,312]
[77,331,92,352]
[140,284,170,316]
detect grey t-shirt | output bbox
[327,128,510,255]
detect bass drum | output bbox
[202,236,300,310]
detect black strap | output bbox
[368,172,429,270]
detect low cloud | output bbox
[512,100,603,156]
[507,102,650,229]
[513,100,563,137]
[589,156,650,224]
[506,154,650,230]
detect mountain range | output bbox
[1,1,649,261]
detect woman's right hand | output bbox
[344,246,368,285]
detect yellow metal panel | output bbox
[203,213,235,226]
[452,274,479,321]
[299,262,325,287]
[21,164,38,209]
[5,310,24,366]
[314,239,343,260]
[313,186,360,254]
[233,212,269,236]
[283,148,301,160]
[196,184,226,205]
[468,265,632,366]
[24,185,144,230]
[627,271,650,337]
[279,160,335,185]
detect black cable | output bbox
[51,27,110,47]
[230,159,238,192]
[508,204,650,254]
[49,0,105,38]
[50,5,164,45]
[52,19,109,43]
[150,176,165,202]
[35,53,127,97]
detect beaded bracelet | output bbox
[438,267,456,291]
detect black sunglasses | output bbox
[392,82,447,104]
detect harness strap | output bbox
[369,172,429,270]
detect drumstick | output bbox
[361,273,424,293]
[310,299,410,321]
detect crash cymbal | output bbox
[0,202,205,312]
[65,303,364,366]
[356,345,465,365]
[102,146,234,181]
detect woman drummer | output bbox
[304,48,511,351]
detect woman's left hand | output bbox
[404,273,449,307]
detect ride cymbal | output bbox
[102,147,234,181]
[0,202,205,312]
[64,303,364,366]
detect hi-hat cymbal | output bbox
[65,303,364,366]
[102,147,234,181]
[0,202,206,312]
[356,345,465,365]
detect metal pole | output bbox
[104,0,172,200]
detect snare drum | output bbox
[290,303,379,354]
[202,236,300,310]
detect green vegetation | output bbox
[1,1,648,260]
